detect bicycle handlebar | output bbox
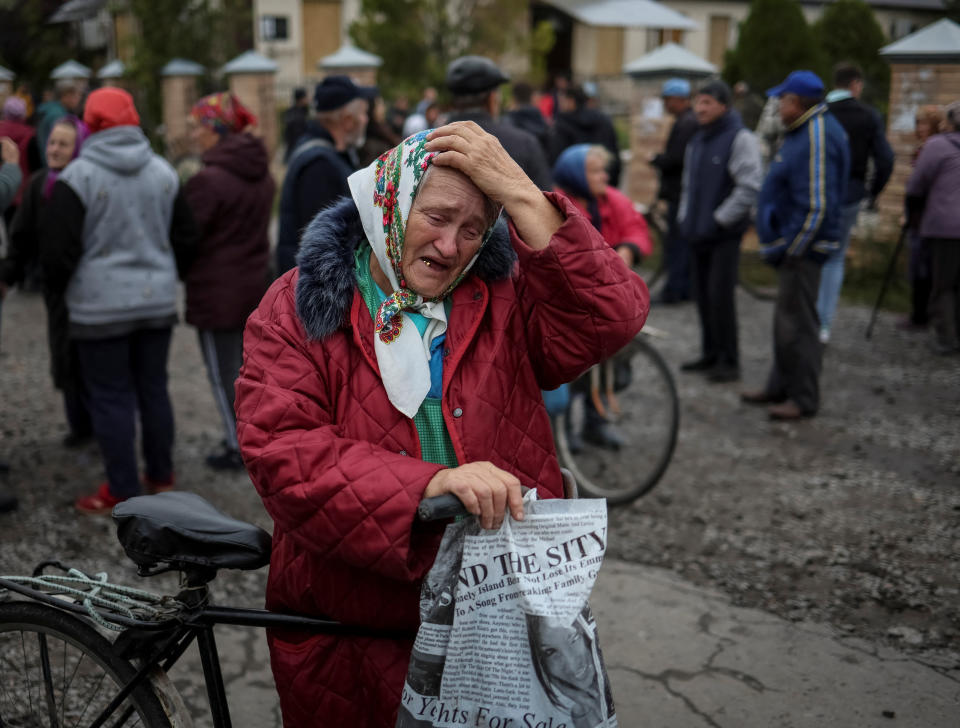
[417,494,469,522]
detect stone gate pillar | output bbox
[223,51,279,160]
[160,59,204,161]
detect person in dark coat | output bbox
[185,92,276,469]
[444,55,552,190]
[505,80,549,156]
[275,76,374,276]
[548,85,621,188]
[42,88,198,513]
[281,87,309,162]
[817,62,894,343]
[649,78,699,303]
[677,80,762,383]
[2,116,92,447]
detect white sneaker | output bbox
[819,328,830,344]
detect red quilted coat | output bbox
[235,193,648,727]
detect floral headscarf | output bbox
[190,92,257,135]
[347,131,499,417]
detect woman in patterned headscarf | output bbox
[183,92,274,470]
[234,121,648,728]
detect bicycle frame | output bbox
[0,566,416,728]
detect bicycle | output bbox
[552,328,679,505]
[0,490,469,728]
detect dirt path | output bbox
[0,275,957,705]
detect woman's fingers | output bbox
[424,461,525,530]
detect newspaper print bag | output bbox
[397,491,617,728]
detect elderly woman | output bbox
[553,143,651,266]
[234,122,648,727]
[1,116,92,445]
[906,101,960,355]
[900,105,945,331]
[184,92,274,470]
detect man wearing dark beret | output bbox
[276,76,375,275]
[445,55,552,189]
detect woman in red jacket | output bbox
[235,122,648,727]
[552,143,652,450]
[552,143,652,266]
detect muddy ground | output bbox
[0,274,957,695]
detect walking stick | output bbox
[865,225,908,340]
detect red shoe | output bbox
[75,483,127,515]
[144,474,175,494]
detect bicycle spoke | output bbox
[39,631,63,727]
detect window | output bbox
[259,15,289,41]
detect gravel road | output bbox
[0,273,957,718]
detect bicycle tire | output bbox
[554,337,679,505]
[0,601,176,728]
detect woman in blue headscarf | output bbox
[552,144,651,268]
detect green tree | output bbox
[723,0,827,94]
[125,0,249,138]
[350,0,553,101]
[0,0,74,91]
[812,0,889,109]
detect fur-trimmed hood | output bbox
[295,196,516,340]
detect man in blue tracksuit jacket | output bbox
[742,71,850,420]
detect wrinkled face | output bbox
[343,98,370,148]
[694,94,726,125]
[46,123,77,170]
[778,94,804,126]
[401,167,490,299]
[189,119,221,153]
[536,620,596,691]
[585,152,609,198]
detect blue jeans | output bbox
[816,201,861,334]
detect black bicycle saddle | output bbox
[112,492,271,572]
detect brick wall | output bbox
[873,62,960,245]
[229,72,278,160]
[162,75,199,162]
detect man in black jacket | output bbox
[650,78,699,303]
[276,76,374,275]
[445,56,552,190]
[548,85,621,187]
[505,80,549,157]
[281,87,309,162]
[817,62,893,343]
[677,81,762,383]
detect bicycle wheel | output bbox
[554,337,679,505]
[0,601,174,728]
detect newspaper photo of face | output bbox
[526,608,617,728]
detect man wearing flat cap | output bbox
[445,55,552,189]
[743,70,849,420]
[650,78,699,304]
[276,75,375,275]
[678,79,762,384]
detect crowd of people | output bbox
[649,63,958,420]
[0,51,958,727]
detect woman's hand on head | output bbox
[425,122,533,209]
[424,461,524,530]
[426,121,563,250]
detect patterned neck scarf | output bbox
[190,92,257,135]
[347,131,498,417]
